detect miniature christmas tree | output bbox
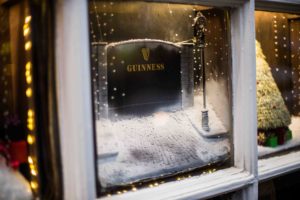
[256,40,292,147]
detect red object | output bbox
[10,161,21,170]
[8,141,28,165]
[277,128,285,145]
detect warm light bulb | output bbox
[23,24,30,36]
[29,163,35,170]
[27,134,35,144]
[28,109,34,117]
[27,123,34,131]
[31,168,37,176]
[30,181,38,189]
[25,70,30,77]
[25,16,32,24]
[27,117,34,124]
[23,28,30,36]
[26,88,32,97]
[26,76,32,84]
[28,156,33,164]
[26,62,31,70]
[25,41,32,51]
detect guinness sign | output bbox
[106,40,182,116]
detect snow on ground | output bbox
[0,157,32,200]
[258,116,300,158]
[96,95,230,188]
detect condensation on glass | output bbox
[89,0,233,195]
[255,11,300,158]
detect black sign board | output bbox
[106,40,182,116]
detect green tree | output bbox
[256,40,291,130]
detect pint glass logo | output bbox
[141,48,150,61]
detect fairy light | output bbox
[27,134,35,144]
[27,117,34,124]
[27,122,34,131]
[23,24,30,36]
[25,62,31,70]
[31,168,37,176]
[25,41,32,51]
[26,88,32,97]
[28,156,33,164]
[28,109,34,117]
[30,181,38,190]
[25,16,31,23]
[26,76,32,84]
[23,13,40,193]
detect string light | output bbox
[26,62,31,70]
[28,156,33,164]
[27,134,35,144]
[25,41,32,51]
[28,109,34,117]
[25,16,32,23]
[23,24,30,36]
[23,13,39,193]
[30,181,38,190]
[26,76,32,84]
[31,168,37,176]
[27,122,34,131]
[26,88,33,97]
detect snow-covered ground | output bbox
[0,157,32,200]
[96,95,230,188]
[258,116,300,158]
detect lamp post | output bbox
[193,11,210,132]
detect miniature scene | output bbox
[89,1,232,192]
[256,11,300,157]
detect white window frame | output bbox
[255,0,300,183]
[53,0,300,199]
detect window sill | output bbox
[259,150,300,181]
[98,167,254,200]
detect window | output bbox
[5,0,300,199]
[255,10,300,158]
[88,1,233,195]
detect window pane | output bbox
[255,11,300,158]
[89,1,233,195]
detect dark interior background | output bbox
[259,169,300,200]
[255,11,300,115]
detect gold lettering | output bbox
[132,65,136,72]
[127,65,132,72]
[147,65,151,71]
[141,64,146,71]
[126,63,165,72]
